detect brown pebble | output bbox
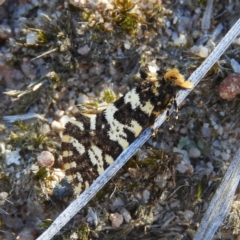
[218,73,240,100]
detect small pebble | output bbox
[112,197,124,209]
[40,123,50,135]
[214,149,221,157]
[201,124,211,137]
[120,208,131,223]
[124,40,131,50]
[26,32,38,45]
[0,191,8,201]
[221,152,230,161]
[55,110,65,118]
[5,149,21,165]
[190,45,209,58]
[143,189,150,203]
[109,213,123,227]
[103,22,113,31]
[51,120,63,132]
[86,207,98,226]
[218,73,240,100]
[77,45,90,55]
[188,147,201,158]
[183,210,194,220]
[230,58,240,73]
[37,151,55,167]
[174,34,187,46]
[0,23,12,40]
[16,227,36,240]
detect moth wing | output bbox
[61,114,100,196]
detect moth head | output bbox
[164,68,193,89]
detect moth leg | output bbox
[169,97,178,130]
[173,98,178,120]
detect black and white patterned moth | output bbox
[61,68,193,196]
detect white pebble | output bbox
[103,22,113,31]
[26,32,38,44]
[124,40,131,50]
[40,123,51,135]
[5,149,21,165]
[188,147,201,158]
[174,34,187,46]
[30,163,39,174]
[51,120,63,132]
[0,191,8,201]
[70,106,79,114]
[190,45,209,58]
[37,151,55,167]
[55,110,65,118]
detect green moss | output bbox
[112,0,146,36]
[8,121,56,151]
[28,28,50,44]
[33,167,48,180]
[38,218,53,230]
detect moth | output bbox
[60,68,193,196]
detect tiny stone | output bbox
[120,208,131,223]
[103,22,113,31]
[221,152,230,161]
[77,45,90,55]
[183,210,194,220]
[143,189,150,203]
[188,147,201,158]
[37,151,55,167]
[214,149,220,157]
[124,40,131,50]
[70,106,79,114]
[230,59,240,73]
[213,140,220,147]
[190,45,209,58]
[26,32,38,45]
[51,120,63,132]
[201,123,210,137]
[16,227,36,240]
[5,149,21,165]
[174,34,187,46]
[40,123,50,135]
[30,164,39,174]
[112,197,124,208]
[55,110,65,118]
[109,213,123,227]
[0,191,8,201]
[179,127,188,134]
